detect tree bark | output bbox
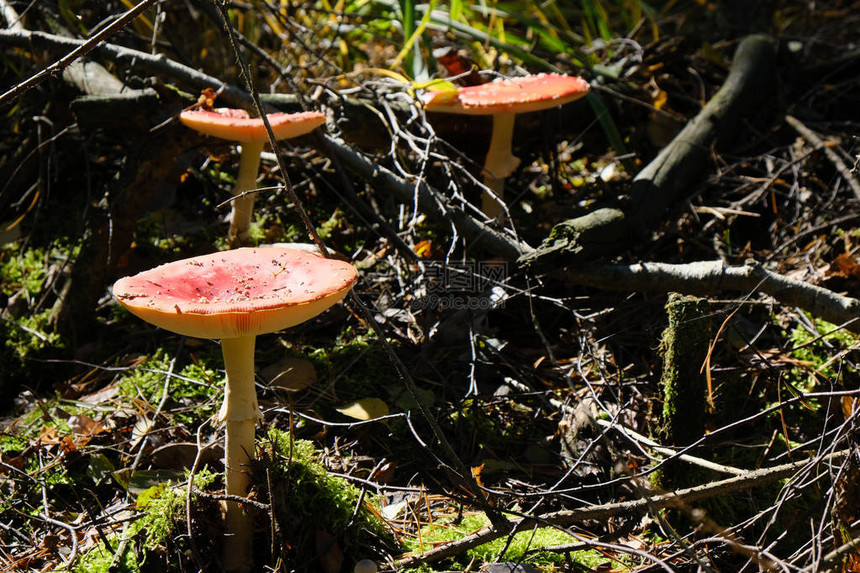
[0,27,252,109]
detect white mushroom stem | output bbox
[112,246,357,573]
[219,335,262,573]
[229,141,265,247]
[481,112,520,219]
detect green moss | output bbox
[403,513,610,570]
[267,431,366,528]
[135,483,185,551]
[316,208,345,240]
[1,244,47,296]
[0,241,81,396]
[307,330,401,400]
[788,316,858,392]
[447,398,533,453]
[2,308,63,359]
[1,241,81,295]
[263,429,394,566]
[0,432,28,455]
[658,294,710,450]
[118,351,173,396]
[0,246,57,358]
[205,161,233,186]
[74,540,139,573]
[135,469,217,549]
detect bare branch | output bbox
[323,133,535,260]
[561,259,860,332]
[0,0,159,106]
[785,114,860,201]
[0,26,253,109]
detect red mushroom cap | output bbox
[421,73,589,115]
[113,247,357,339]
[179,108,326,143]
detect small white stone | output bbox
[354,559,378,573]
[787,40,804,53]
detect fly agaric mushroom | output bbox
[180,108,326,246]
[113,247,357,573]
[421,73,589,218]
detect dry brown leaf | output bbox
[336,398,389,421]
[843,396,858,420]
[261,357,318,392]
[832,253,860,281]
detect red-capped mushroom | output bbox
[421,73,589,218]
[113,247,357,573]
[180,108,326,246]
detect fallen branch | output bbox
[0,0,159,106]
[395,450,848,568]
[504,377,746,476]
[561,259,860,332]
[519,34,778,272]
[594,418,746,476]
[0,27,253,109]
[323,134,534,260]
[0,0,24,31]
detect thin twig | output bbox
[325,133,534,260]
[0,0,159,105]
[786,114,860,200]
[186,419,217,570]
[0,27,253,108]
[394,450,849,568]
[811,532,860,572]
[109,344,181,571]
[30,513,79,566]
[595,418,747,476]
[209,0,328,253]
[191,487,271,510]
[0,0,24,31]
[504,376,746,476]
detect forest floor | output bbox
[1,1,860,572]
